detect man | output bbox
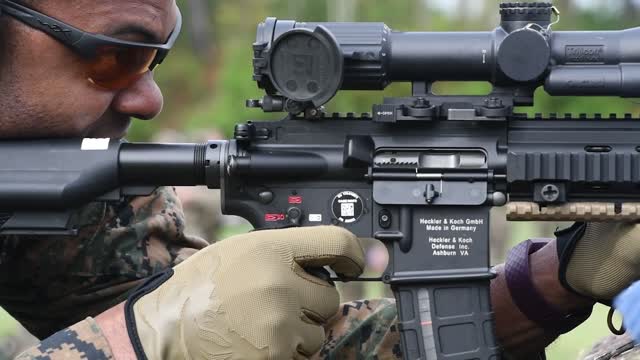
[0,0,638,359]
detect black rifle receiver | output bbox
[4,3,640,359]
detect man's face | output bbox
[0,0,177,139]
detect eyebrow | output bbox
[107,24,164,43]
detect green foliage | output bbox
[547,305,617,360]
[0,308,17,338]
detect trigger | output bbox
[305,267,335,286]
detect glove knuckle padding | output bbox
[287,226,365,278]
[564,222,640,300]
[132,226,362,359]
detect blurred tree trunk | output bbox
[186,0,215,62]
[481,0,495,23]
[288,1,302,17]
[558,0,576,27]
[329,0,357,21]
[457,0,467,24]
[623,0,637,24]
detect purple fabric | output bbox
[505,239,587,333]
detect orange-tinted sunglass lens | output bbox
[87,45,158,90]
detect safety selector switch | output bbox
[287,207,303,226]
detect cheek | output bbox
[0,74,116,138]
[8,30,116,135]
[29,77,115,136]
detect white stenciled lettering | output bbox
[432,244,456,250]
[422,216,485,258]
[450,225,477,232]
[420,218,443,225]
[433,250,457,256]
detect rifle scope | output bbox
[251,2,640,111]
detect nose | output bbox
[111,71,164,120]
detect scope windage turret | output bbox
[250,2,640,112]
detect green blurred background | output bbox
[2,0,640,358]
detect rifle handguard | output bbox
[507,202,640,221]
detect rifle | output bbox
[3,2,640,358]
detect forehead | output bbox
[38,0,177,40]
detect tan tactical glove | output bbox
[124,226,365,360]
[557,222,640,302]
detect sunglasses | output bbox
[0,0,182,90]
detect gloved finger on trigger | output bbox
[285,226,365,278]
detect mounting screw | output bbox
[540,184,560,202]
[485,97,504,109]
[414,97,430,108]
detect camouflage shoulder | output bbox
[313,298,402,360]
[14,318,113,360]
[0,186,209,339]
[582,334,640,360]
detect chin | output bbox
[85,122,131,139]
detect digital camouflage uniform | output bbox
[3,187,638,359]
[0,188,208,340]
[14,318,114,360]
[582,334,640,360]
